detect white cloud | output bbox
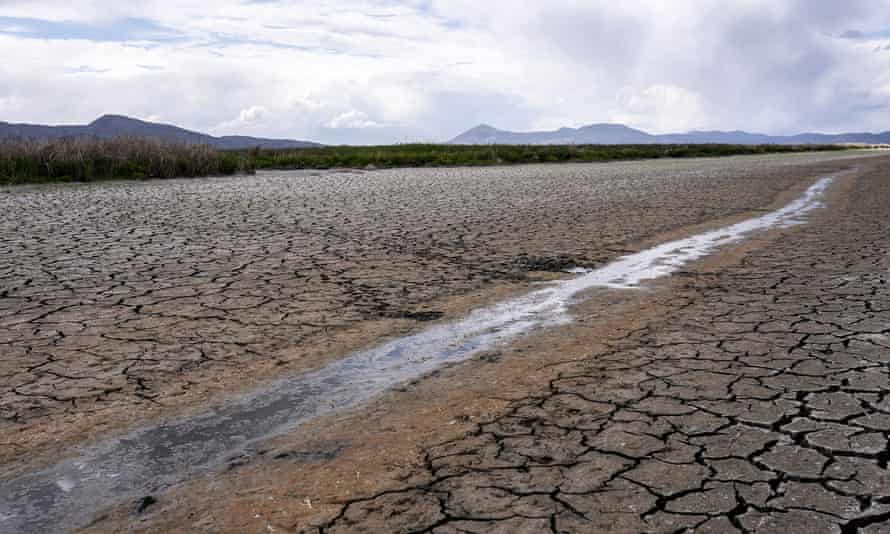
[325,110,385,129]
[2,0,890,142]
[614,85,706,134]
[212,105,268,133]
[237,105,266,123]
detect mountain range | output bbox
[450,123,890,145]
[0,115,322,149]
[4,115,889,148]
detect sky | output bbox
[1,0,890,144]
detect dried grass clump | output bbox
[0,137,255,184]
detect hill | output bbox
[450,123,890,145]
[0,115,322,150]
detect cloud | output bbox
[1,0,890,142]
[0,15,183,42]
[325,110,385,129]
[840,28,890,40]
[237,106,267,123]
[64,65,113,75]
[213,105,269,132]
[614,85,706,134]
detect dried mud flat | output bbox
[289,160,890,534]
[1,151,889,532]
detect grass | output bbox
[0,139,848,185]
[251,143,847,170]
[0,137,255,185]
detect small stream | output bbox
[0,172,843,534]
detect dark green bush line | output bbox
[0,137,255,185]
[1,139,848,185]
[251,143,847,170]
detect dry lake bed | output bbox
[2,151,890,533]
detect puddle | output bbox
[0,172,844,533]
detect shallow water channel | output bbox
[0,172,843,533]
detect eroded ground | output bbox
[2,152,878,472]
[3,152,890,534]
[288,161,890,533]
[4,151,871,534]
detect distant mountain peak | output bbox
[449,122,890,145]
[580,122,631,128]
[467,123,499,132]
[0,115,322,149]
[91,113,129,122]
[450,122,653,144]
[88,114,144,127]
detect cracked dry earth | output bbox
[307,164,890,534]
[2,152,875,471]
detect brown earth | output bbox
[71,154,890,533]
[2,151,880,476]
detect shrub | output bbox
[0,137,255,185]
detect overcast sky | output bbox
[1,0,890,144]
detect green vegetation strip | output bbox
[252,143,846,170]
[1,139,847,185]
[0,138,255,185]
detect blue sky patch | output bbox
[0,16,184,43]
[841,28,890,40]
